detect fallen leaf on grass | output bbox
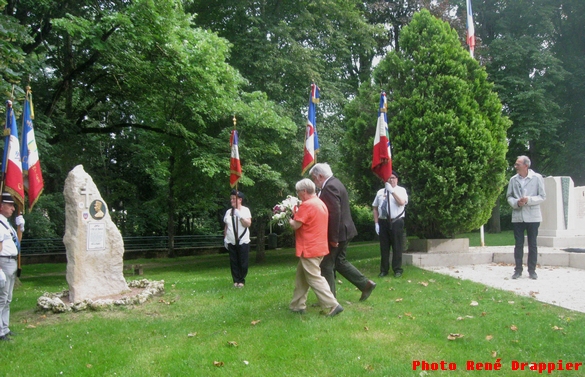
[552,326,563,331]
[447,333,464,340]
[510,325,518,331]
[395,298,403,302]
[486,335,493,341]
[470,301,479,306]
[187,332,197,337]
[86,364,92,368]
[457,315,474,321]
[491,351,497,357]
[419,281,428,287]
[508,301,515,304]
[26,324,36,329]
[243,360,249,365]
[213,361,224,367]
[364,365,374,371]
[251,320,261,326]
[228,341,238,347]
[364,326,369,331]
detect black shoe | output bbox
[359,280,376,302]
[290,308,306,314]
[394,272,402,278]
[512,272,521,279]
[327,304,344,317]
[5,331,17,337]
[0,335,12,341]
[378,272,388,278]
[529,272,538,280]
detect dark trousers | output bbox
[513,222,539,273]
[320,240,368,297]
[379,218,405,275]
[228,243,249,284]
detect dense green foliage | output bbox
[362,10,509,238]
[1,0,584,240]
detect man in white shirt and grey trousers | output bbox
[0,192,25,342]
[506,155,546,280]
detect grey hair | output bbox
[309,163,333,179]
[295,178,316,194]
[517,155,531,168]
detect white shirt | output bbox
[372,185,408,220]
[223,206,252,245]
[0,214,18,256]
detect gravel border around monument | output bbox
[37,279,165,313]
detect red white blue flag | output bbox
[230,129,242,187]
[2,100,25,208]
[301,83,320,175]
[21,89,44,211]
[371,92,392,182]
[466,0,476,58]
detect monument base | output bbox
[407,238,469,253]
[538,235,585,248]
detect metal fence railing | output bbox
[20,235,224,255]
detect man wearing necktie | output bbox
[372,171,408,278]
[309,163,376,302]
[0,192,24,341]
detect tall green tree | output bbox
[4,0,297,245]
[348,9,510,239]
[549,0,585,185]
[186,0,383,172]
[473,0,566,171]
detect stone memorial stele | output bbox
[539,176,585,248]
[63,165,129,302]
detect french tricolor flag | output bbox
[371,92,392,182]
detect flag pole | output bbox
[466,0,484,246]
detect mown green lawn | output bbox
[2,240,583,376]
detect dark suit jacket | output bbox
[319,176,358,243]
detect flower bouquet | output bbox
[271,195,301,226]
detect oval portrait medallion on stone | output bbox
[89,199,107,220]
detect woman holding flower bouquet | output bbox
[223,190,252,288]
[288,179,343,317]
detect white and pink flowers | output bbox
[271,195,301,226]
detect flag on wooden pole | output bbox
[2,100,25,209]
[301,83,320,175]
[371,92,392,182]
[21,87,44,211]
[466,0,476,58]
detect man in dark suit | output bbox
[309,163,376,301]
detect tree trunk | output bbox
[167,155,176,257]
[255,218,266,263]
[488,198,501,233]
